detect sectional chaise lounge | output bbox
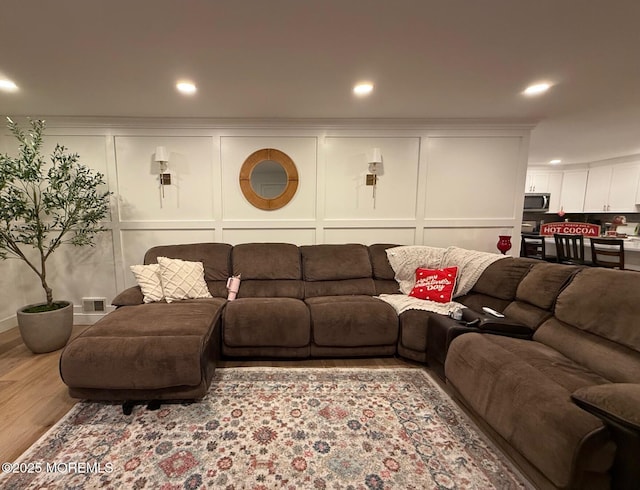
[59,242,640,490]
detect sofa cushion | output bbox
[445,333,615,489]
[534,319,640,383]
[236,280,304,299]
[304,278,376,298]
[371,246,401,292]
[223,298,310,348]
[470,257,535,301]
[368,243,399,280]
[501,262,579,329]
[554,267,640,352]
[145,242,232,281]
[231,243,304,298]
[398,309,432,352]
[301,244,376,297]
[515,262,579,310]
[232,243,301,279]
[306,296,398,347]
[301,244,372,281]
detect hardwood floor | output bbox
[0,325,423,464]
[0,325,90,463]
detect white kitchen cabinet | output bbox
[584,164,640,212]
[547,172,563,213]
[558,169,588,213]
[609,164,640,211]
[584,166,612,212]
[524,169,562,193]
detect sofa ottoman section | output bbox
[307,296,399,357]
[60,299,224,402]
[222,298,311,358]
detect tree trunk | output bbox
[44,283,53,307]
[40,250,53,307]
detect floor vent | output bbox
[82,297,107,313]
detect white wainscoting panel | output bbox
[222,228,316,246]
[115,136,215,221]
[0,260,28,331]
[120,229,217,287]
[0,120,534,328]
[37,232,118,305]
[323,137,420,219]
[423,227,516,254]
[323,228,415,245]
[221,137,317,220]
[424,136,523,219]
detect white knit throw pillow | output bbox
[130,263,164,303]
[157,256,212,303]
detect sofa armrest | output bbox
[572,384,640,489]
[111,286,144,306]
[571,384,640,432]
[461,308,533,339]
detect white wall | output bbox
[0,119,531,330]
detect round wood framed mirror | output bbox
[239,148,299,210]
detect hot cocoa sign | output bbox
[539,222,600,237]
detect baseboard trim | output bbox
[72,305,114,325]
[0,307,113,333]
[0,315,17,333]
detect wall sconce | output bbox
[154,146,171,200]
[366,148,382,208]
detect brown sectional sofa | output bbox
[445,267,640,490]
[59,242,640,490]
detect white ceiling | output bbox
[1,0,639,166]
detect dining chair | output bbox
[590,237,625,269]
[554,233,586,265]
[520,235,547,260]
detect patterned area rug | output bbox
[1,368,532,489]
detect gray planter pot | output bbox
[17,301,73,354]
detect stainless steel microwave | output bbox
[524,193,550,212]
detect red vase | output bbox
[497,235,512,255]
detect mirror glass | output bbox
[250,160,288,198]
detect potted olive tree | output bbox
[0,118,111,353]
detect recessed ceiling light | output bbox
[523,82,552,96]
[353,82,374,96]
[176,81,197,95]
[549,159,562,164]
[0,79,18,92]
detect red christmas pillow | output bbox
[408,266,458,303]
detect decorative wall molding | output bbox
[35,116,538,131]
[1,118,534,328]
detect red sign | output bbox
[539,222,600,237]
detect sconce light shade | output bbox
[154,146,169,162]
[370,148,382,164]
